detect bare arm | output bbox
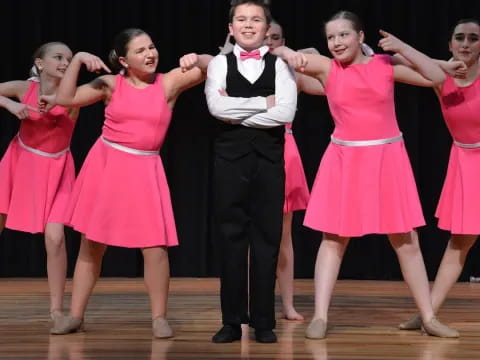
[56,52,112,108]
[0,80,39,119]
[378,30,445,86]
[297,48,320,55]
[270,45,331,84]
[162,54,213,108]
[391,65,439,87]
[0,80,29,100]
[296,73,325,95]
[393,54,466,76]
[294,47,325,94]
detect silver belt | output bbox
[285,128,293,134]
[101,136,159,155]
[330,133,403,146]
[454,140,480,149]
[17,135,69,158]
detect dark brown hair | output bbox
[449,18,480,39]
[108,28,148,73]
[270,19,284,38]
[229,0,272,25]
[326,10,364,34]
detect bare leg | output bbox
[388,232,434,322]
[142,246,170,319]
[44,222,67,313]
[305,233,349,338]
[312,233,350,322]
[392,232,461,337]
[143,246,173,338]
[430,234,477,312]
[69,235,107,320]
[277,212,303,320]
[389,232,458,336]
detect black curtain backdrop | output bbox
[1,0,480,280]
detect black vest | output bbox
[226,52,276,97]
[215,52,284,162]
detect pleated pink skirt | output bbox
[436,145,480,234]
[0,136,74,233]
[65,138,178,248]
[284,133,309,213]
[304,140,425,237]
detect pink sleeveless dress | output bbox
[435,75,480,234]
[283,123,309,213]
[0,81,75,233]
[304,55,424,236]
[65,74,178,248]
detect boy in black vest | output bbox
[205,0,297,343]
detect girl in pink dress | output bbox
[0,42,77,329]
[50,28,211,338]
[274,11,458,339]
[399,19,480,333]
[265,21,323,321]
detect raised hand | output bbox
[378,30,407,53]
[74,52,111,73]
[6,100,39,119]
[179,53,200,72]
[219,34,234,55]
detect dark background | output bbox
[1,0,479,280]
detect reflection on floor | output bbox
[0,278,479,359]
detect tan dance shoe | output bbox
[152,317,174,339]
[50,315,84,335]
[422,317,459,338]
[305,318,327,339]
[398,314,422,330]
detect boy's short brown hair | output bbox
[229,0,272,25]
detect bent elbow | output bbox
[206,103,222,118]
[431,72,447,86]
[281,106,297,124]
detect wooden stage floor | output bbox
[0,278,479,359]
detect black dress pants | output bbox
[214,136,284,330]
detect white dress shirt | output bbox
[205,44,297,128]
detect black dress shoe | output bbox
[212,325,242,343]
[254,329,277,343]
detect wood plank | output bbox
[0,279,479,359]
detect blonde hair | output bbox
[30,41,69,78]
